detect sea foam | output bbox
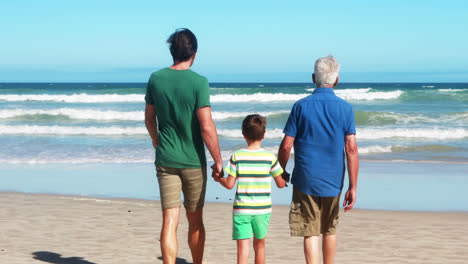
[1,125,466,140]
[305,88,403,100]
[0,109,290,121]
[211,111,289,120]
[0,93,144,103]
[438,89,466,92]
[358,128,468,140]
[0,125,148,135]
[0,89,404,103]
[0,108,142,121]
[210,93,309,103]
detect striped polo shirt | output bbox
[225,148,284,215]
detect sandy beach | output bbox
[1,192,467,264]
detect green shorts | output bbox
[232,213,271,240]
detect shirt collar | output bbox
[312,87,335,95]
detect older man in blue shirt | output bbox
[278,55,359,264]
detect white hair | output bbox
[314,55,340,87]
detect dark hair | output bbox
[242,114,266,141]
[167,28,198,62]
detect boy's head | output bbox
[167,28,198,62]
[242,114,266,141]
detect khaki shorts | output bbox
[156,165,207,212]
[289,187,341,237]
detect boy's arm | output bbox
[273,175,286,188]
[218,175,236,190]
[271,156,286,188]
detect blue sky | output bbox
[1,0,468,82]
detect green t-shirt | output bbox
[145,67,210,168]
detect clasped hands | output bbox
[211,163,224,182]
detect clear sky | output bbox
[1,0,468,82]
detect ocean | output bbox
[0,82,467,211]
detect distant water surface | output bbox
[0,82,466,164]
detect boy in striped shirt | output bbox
[215,114,286,264]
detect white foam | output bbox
[338,90,403,100]
[0,93,306,103]
[212,111,289,120]
[363,111,468,125]
[358,128,468,140]
[0,93,144,103]
[217,128,284,139]
[307,88,372,93]
[210,93,309,103]
[1,124,465,141]
[0,89,404,103]
[0,157,153,164]
[0,109,290,121]
[438,89,466,92]
[0,108,142,121]
[359,145,393,154]
[305,88,403,100]
[422,85,435,88]
[0,125,148,135]
[218,127,467,140]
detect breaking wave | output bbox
[0,109,290,121]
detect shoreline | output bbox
[1,159,467,212]
[2,190,468,214]
[1,192,467,263]
[0,157,467,165]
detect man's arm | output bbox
[145,103,158,149]
[197,106,223,178]
[343,134,359,212]
[278,135,295,183]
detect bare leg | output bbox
[161,207,180,264]
[186,207,205,264]
[322,234,337,264]
[253,237,266,264]
[237,239,250,264]
[304,236,320,264]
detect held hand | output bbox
[211,163,224,180]
[281,171,290,183]
[343,188,356,212]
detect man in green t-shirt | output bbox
[144,28,223,264]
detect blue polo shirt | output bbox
[283,87,356,197]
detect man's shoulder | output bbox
[149,68,208,86]
[150,67,169,77]
[333,95,353,110]
[291,95,313,110]
[308,92,353,109]
[148,68,169,83]
[188,70,208,82]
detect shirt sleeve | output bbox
[270,156,284,178]
[345,106,356,135]
[195,77,210,109]
[144,76,154,105]
[283,103,298,138]
[225,154,237,177]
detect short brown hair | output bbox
[242,114,266,141]
[167,28,198,62]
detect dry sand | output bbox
[1,192,467,264]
